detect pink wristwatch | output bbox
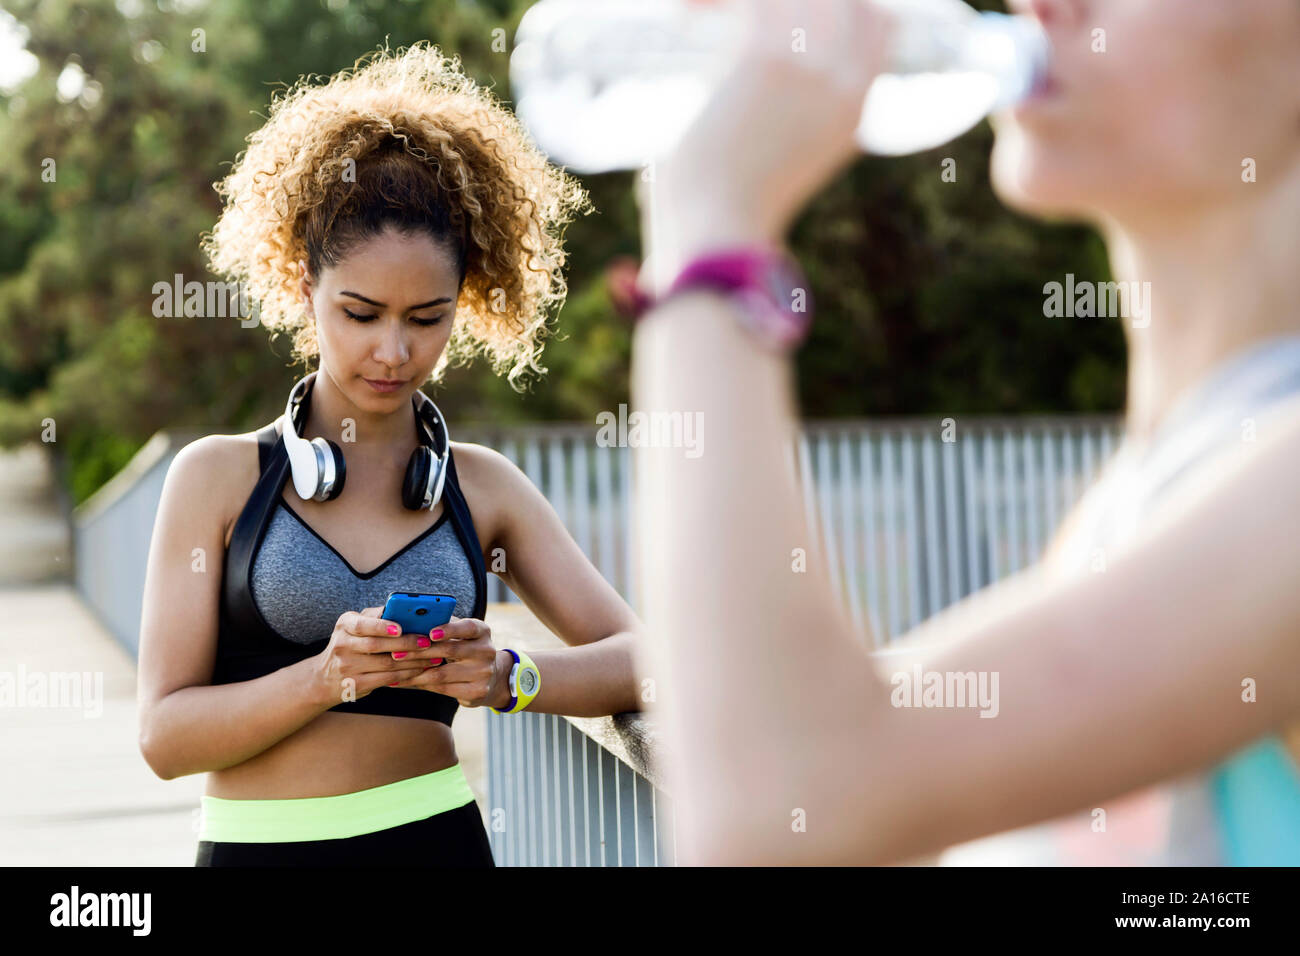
[629,245,814,353]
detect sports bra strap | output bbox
[256,419,282,473]
[441,446,489,621]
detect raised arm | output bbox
[634,265,1300,866]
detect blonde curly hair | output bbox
[201,41,592,391]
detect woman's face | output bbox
[990,0,1300,225]
[300,225,460,410]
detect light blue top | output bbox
[1213,737,1300,865]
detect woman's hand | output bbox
[309,606,436,707]
[645,0,893,283]
[389,615,513,710]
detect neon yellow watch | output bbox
[490,648,540,714]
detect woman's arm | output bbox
[633,272,1300,866]
[136,436,337,779]
[629,0,1300,864]
[461,444,644,718]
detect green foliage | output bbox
[790,110,1124,417]
[0,0,1123,505]
[61,426,143,506]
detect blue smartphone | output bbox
[381,592,456,665]
[382,592,455,634]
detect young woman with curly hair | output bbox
[136,42,642,867]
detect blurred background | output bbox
[0,0,1127,866]
[0,0,1121,503]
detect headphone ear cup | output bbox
[322,438,346,501]
[402,446,433,510]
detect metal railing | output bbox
[460,416,1122,642]
[485,711,674,866]
[795,417,1120,643]
[72,415,1122,865]
[72,429,208,657]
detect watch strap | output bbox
[631,244,813,352]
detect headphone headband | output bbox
[412,387,449,458]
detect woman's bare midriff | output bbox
[204,711,459,799]
[203,432,476,800]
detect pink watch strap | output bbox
[630,245,813,352]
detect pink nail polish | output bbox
[393,652,407,659]
[388,681,398,686]
[430,628,444,640]
[388,625,399,635]
[417,637,431,648]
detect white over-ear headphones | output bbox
[281,370,451,511]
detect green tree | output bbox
[0,0,1122,505]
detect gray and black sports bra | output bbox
[210,416,488,725]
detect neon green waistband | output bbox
[199,763,476,843]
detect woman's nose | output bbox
[373,320,410,366]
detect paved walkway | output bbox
[0,443,70,586]
[0,442,488,866]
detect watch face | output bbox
[519,667,539,696]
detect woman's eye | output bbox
[343,308,441,326]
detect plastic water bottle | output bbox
[510,0,1050,174]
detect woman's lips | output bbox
[1026,70,1062,101]
[1011,71,1063,119]
[364,378,407,393]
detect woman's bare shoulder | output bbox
[169,429,268,549]
[449,439,512,474]
[447,440,519,553]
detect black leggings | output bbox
[195,799,495,867]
